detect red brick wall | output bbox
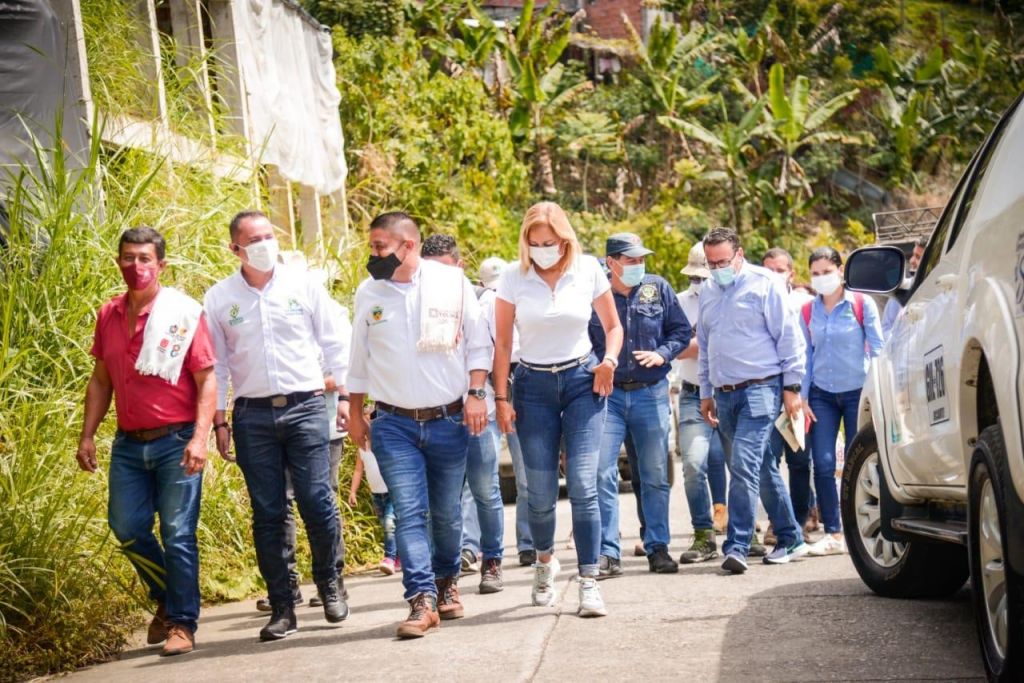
[585,0,642,41]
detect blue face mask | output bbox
[620,263,645,287]
[711,265,736,287]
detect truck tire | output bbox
[969,425,1024,682]
[841,425,969,598]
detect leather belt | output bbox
[681,381,700,394]
[122,421,193,443]
[235,390,324,409]
[716,375,780,393]
[615,380,655,392]
[377,398,463,422]
[518,355,590,374]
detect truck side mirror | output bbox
[845,246,906,293]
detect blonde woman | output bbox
[493,202,623,617]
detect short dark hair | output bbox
[421,233,460,260]
[809,246,843,268]
[915,235,929,248]
[704,227,740,252]
[119,226,166,260]
[762,247,794,270]
[370,211,421,242]
[230,210,268,242]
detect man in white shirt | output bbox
[205,211,350,641]
[347,212,492,639]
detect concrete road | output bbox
[63,464,984,682]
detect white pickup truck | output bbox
[842,93,1024,682]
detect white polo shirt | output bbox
[673,287,701,387]
[204,264,350,410]
[496,255,610,365]
[347,258,492,410]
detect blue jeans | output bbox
[625,434,645,539]
[232,394,340,608]
[371,493,397,560]
[714,379,800,556]
[108,425,202,633]
[460,420,505,560]
[770,430,814,527]
[708,431,727,505]
[507,430,533,552]
[371,410,467,600]
[678,388,716,531]
[513,360,606,577]
[808,386,861,534]
[598,379,672,557]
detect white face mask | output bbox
[770,272,789,291]
[688,280,703,295]
[244,238,279,273]
[811,271,842,297]
[530,245,561,270]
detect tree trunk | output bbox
[535,108,557,196]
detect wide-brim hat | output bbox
[681,241,711,278]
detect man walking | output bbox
[348,213,491,639]
[698,228,808,574]
[205,210,349,641]
[77,227,215,656]
[589,233,690,576]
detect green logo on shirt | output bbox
[228,303,245,326]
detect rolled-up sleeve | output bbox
[462,277,493,373]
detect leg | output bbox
[809,387,843,535]
[152,428,203,633]
[329,437,347,569]
[708,430,727,505]
[372,493,398,559]
[596,391,628,559]
[562,365,607,577]
[423,414,469,580]
[283,471,299,586]
[785,440,812,528]
[506,431,533,552]
[678,390,714,532]
[460,480,481,557]
[625,433,645,540]
[631,380,673,553]
[465,421,505,561]
[513,367,563,559]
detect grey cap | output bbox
[606,232,653,258]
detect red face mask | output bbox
[120,263,158,291]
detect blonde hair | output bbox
[518,201,581,273]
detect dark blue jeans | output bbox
[708,431,727,505]
[233,394,340,608]
[808,386,861,534]
[371,493,397,560]
[513,360,606,576]
[371,411,467,600]
[769,430,813,527]
[108,425,202,632]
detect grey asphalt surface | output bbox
[62,463,984,682]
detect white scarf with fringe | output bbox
[416,263,465,353]
[135,287,203,385]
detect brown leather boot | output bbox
[435,576,464,620]
[712,504,728,534]
[146,603,168,645]
[160,623,195,656]
[396,593,440,639]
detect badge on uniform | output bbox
[638,284,658,304]
[370,305,385,324]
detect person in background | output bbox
[494,201,623,617]
[800,247,885,556]
[881,235,928,339]
[590,232,690,577]
[77,227,215,657]
[761,247,816,543]
[349,430,399,576]
[698,227,808,574]
[420,234,505,594]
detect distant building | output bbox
[480,0,669,42]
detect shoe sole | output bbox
[439,609,464,620]
[595,571,622,580]
[531,590,558,607]
[259,627,298,641]
[679,552,719,565]
[577,606,608,618]
[379,565,395,576]
[762,555,790,565]
[747,547,768,558]
[396,624,439,639]
[160,644,194,657]
[650,565,679,574]
[324,608,349,623]
[479,583,504,594]
[721,557,748,574]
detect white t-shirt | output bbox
[496,255,610,364]
[673,287,700,386]
[359,448,388,494]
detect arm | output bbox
[800,310,817,424]
[765,283,807,419]
[678,338,699,361]
[591,290,622,397]
[654,284,691,362]
[461,278,492,436]
[863,296,885,358]
[494,297,516,434]
[76,360,113,473]
[348,452,364,506]
[181,367,215,475]
[346,289,372,450]
[309,283,350,388]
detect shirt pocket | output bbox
[636,303,664,344]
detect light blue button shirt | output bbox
[800,290,885,397]
[697,262,806,399]
[881,296,901,340]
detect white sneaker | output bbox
[807,535,847,556]
[532,557,560,606]
[577,576,607,617]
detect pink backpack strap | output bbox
[853,292,865,327]
[801,300,812,329]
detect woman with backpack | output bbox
[800,247,885,556]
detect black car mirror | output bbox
[845,246,906,294]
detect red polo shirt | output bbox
[90,290,216,431]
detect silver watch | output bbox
[467,387,487,400]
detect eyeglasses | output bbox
[706,253,736,270]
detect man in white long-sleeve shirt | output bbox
[347,212,492,639]
[204,210,349,642]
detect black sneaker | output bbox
[518,549,537,567]
[479,558,504,594]
[597,555,622,579]
[647,546,679,574]
[259,604,297,641]
[310,575,348,607]
[317,580,349,623]
[256,582,303,612]
[460,548,479,574]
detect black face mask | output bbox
[366,249,403,280]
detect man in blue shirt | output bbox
[698,228,808,574]
[590,233,691,575]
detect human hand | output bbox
[463,396,488,437]
[181,435,208,476]
[633,350,665,368]
[348,490,358,507]
[349,413,370,450]
[336,399,350,433]
[700,398,719,428]
[802,399,817,424]
[496,400,517,434]
[591,359,615,397]
[783,390,803,421]
[76,435,98,473]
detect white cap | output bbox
[478,256,508,289]
[681,241,711,279]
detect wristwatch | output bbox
[468,387,487,400]
[783,384,802,394]
[602,355,619,369]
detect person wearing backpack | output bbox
[800,247,885,556]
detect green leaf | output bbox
[803,88,859,132]
[768,63,791,125]
[657,116,725,149]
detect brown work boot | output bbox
[712,504,728,534]
[435,576,464,620]
[764,522,777,546]
[160,623,195,656]
[147,603,168,645]
[396,593,440,639]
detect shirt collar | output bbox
[111,286,161,316]
[234,265,280,294]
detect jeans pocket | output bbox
[746,384,777,419]
[445,411,465,427]
[172,426,196,443]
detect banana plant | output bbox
[554,110,623,210]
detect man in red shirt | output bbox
[76,227,216,657]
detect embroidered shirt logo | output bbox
[286,297,304,316]
[228,303,245,326]
[370,305,385,324]
[638,283,658,304]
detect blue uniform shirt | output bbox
[697,262,806,399]
[800,290,885,397]
[589,274,691,385]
